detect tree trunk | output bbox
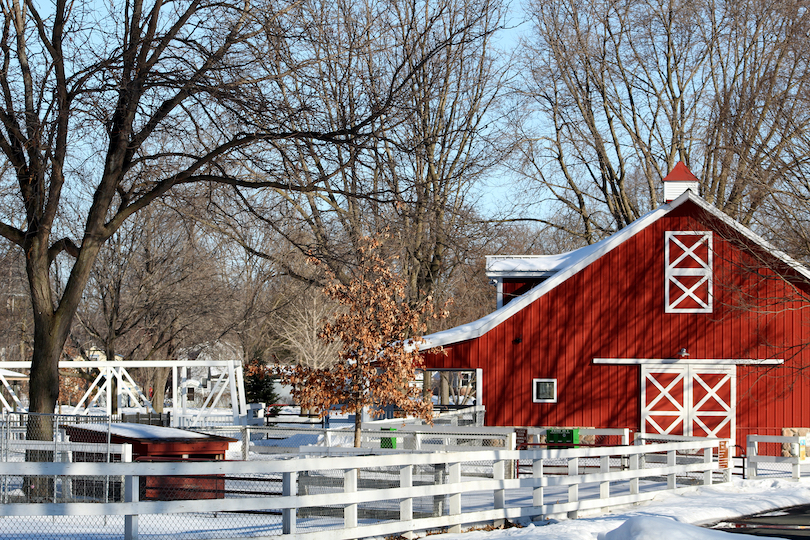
[25,230,102,423]
[354,392,363,448]
[104,343,119,415]
[27,331,62,431]
[25,318,67,502]
[148,367,171,413]
[440,372,450,406]
[354,410,362,448]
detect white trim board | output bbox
[593,358,783,365]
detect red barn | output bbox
[420,163,810,447]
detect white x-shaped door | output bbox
[641,365,735,440]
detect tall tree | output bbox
[515,0,810,245]
[207,0,508,316]
[0,0,479,427]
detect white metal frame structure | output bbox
[0,360,248,427]
[0,369,26,412]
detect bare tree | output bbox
[0,243,30,362]
[0,0,480,423]
[266,285,342,370]
[515,0,810,244]
[209,0,509,317]
[70,205,230,412]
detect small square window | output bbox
[533,378,557,403]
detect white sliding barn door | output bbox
[641,365,735,440]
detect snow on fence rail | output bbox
[0,439,725,540]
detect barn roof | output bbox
[418,190,810,350]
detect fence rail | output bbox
[747,434,809,479]
[196,425,635,460]
[0,439,724,540]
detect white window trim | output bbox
[665,231,713,313]
[532,378,557,403]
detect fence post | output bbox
[567,456,579,519]
[124,466,139,540]
[703,445,713,486]
[532,456,544,509]
[432,464,446,517]
[282,471,297,535]
[794,453,801,481]
[493,459,505,528]
[600,455,610,499]
[629,453,639,495]
[747,437,758,480]
[506,432,517,478]
[667,449,676,489]
[400,464,413,523]
[344,468,358,528]
[448,462,461,534]
[241,427,249,461]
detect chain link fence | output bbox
[1,413,129,508]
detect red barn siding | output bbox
[502,278,545,306]
[423,201,810,446]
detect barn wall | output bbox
[423,201,810,443]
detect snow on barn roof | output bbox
[486,243,608,276]
[417,190,810,350]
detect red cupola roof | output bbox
[663,161,700,202]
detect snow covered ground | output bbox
[427,477,810,540]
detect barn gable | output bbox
[421,170,810,446]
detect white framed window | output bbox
[532,378,557,403]
[665,231,713,313]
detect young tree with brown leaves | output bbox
[275,236,447,447]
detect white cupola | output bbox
[663,161,700,202]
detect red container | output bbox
[63,423,237,500]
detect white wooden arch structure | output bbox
[0,360,249,427]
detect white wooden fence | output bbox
[747,434,809,479]
[0,438,725,540]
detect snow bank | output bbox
[597,516,760,540]
[427,477,807,540]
